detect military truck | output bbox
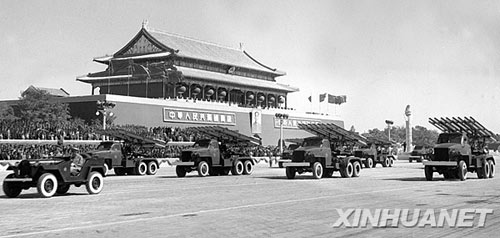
[174,126,260,177]
[283,123,365,179]
[354,137,395,168]
[423,117,496,181]
[2,155,106,198]
[87,129,167,176]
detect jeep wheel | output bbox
[286,167,296,179]
[3,174,22,198]
[135,162,147,176]
[37,173,58,198]
[424,166,433,181]
[176,166,187,177]
[86,171,104,194]
[341,162,353,178]
[197,161,210,177]
[147,161,158,175]
[312,162,323,179]
[365,158,373,168]
[56,184,71,195]
[231,161,244,175]
[488,160,495,178]
[458,160,468,181]
[243,160,254,175]
[352,161,361,177]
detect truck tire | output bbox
[479,161,489,179]
[231,161,244,175]
[176,166,187,177]
[340,162,353,178]
[365,158,373,168]
[197,161,210,177]
[285,167,296,179]
[135,162,147,176]
[352,161,361,177]
[3,174,22,198]
[243,160,254,175]
[37,173,58,198]
[388,158,394,167]
[56,184,71,195]
[458,160,468,181]
[312,162,323,179]
[147,161,158,175]
[86,171,104,194]
[424,166,433,181]
[103,163,109,176]
[488,160,495,178]
[381,157,389,167]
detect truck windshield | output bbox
[97,143,113,150]
[437,134,462,144]
[302,139,322,147]
[193,140,211,148]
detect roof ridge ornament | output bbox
[142,20,149,30]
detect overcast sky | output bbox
[1,0,499,133]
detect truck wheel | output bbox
[312,162,323,179]
[86,171,104,194]
[381,157,389,167]
[147,161,158,175]
[352,161,361,177]
[458,160,468,181]
[340,162,353,178]
[365,158,373,168]
[3,174,22,198]
[243,160,254,175]
[286,167,296,179]
[197,161,210,177]
[176,166,187,177]
[388,158,394,167]
[488,160,495,178]
[424,166,433,181]
[56,184,71,195]
[37,173,58,198]
[103,163,109,176]
[231,161,244,175]
[135,162,147,176]
[114,168,125,176]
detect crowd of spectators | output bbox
[0,120,278,160]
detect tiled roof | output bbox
[177,66,297,93]
[25,86,70,97]
[146,28,285,76]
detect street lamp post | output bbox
[275,113,289,155]
[96,100,116,139]
[385,120,394,141]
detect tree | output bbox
[15,89,70,127]
[363,125,439,147]
[0,103,17,121]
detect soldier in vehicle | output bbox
[70,147,85,175]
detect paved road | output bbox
[1,161,499,237]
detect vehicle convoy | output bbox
[87,129,167,176]
[409,145,432,163]
[423,117,496,181]
[354,137,395,168]
[283,123,365,179]
[2,155,106,198]
[174,126,260,177]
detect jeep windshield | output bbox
[437,133,462,144]
[193,140,211,148]
[302,139,323,147]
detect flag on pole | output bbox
[319,93,327,102]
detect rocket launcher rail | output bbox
[428,117,496,140]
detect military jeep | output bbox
[2,155,106,198]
